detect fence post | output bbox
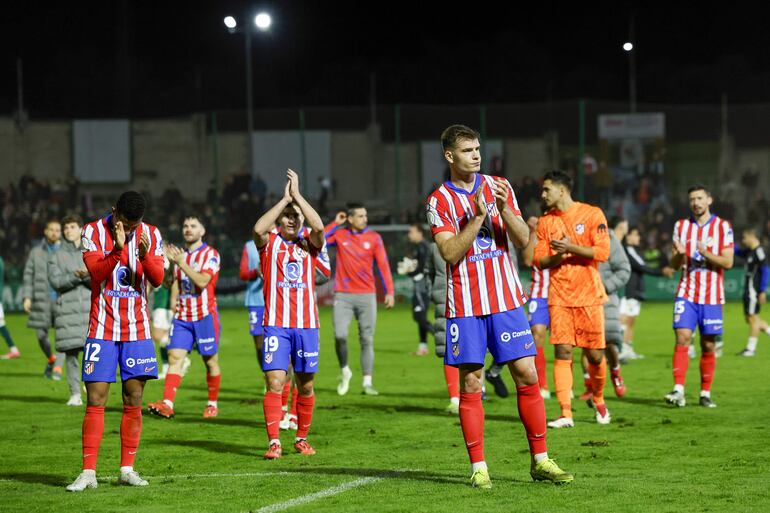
[578,98,586,201]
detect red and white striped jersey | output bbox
[530,266,550,299]
[82,215,165,341]
[673,215,734,305]
[427,174,528,318]
[174,243,220,321]
[260,232,322,328]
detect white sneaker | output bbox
[595,408,611,425]
[279,412,297,430]
[337,368,353,396]
[66,471,98,492]
[181,357,192,377]
[158,363,169,380]
[737,349,755,357]
[715,341,724,358]
[665,389,686,407]
[540,389,551,400]
[119,470,149,486]
[66,395,83,406]
[547,417,575,429]
[445,401,459,414]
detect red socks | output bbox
[82,406,105,470]
[535,347,548,390]
[673,345,689,386]
[163,373,182,404]
[444,365,460,399]
[263,392,283,441]
[459,392,485,463]
[296,394,316,439]
[516,384,547,455]
[120,405,143,467]
[588,358,607,406]
[281,381,291,409]
[700,352,716,391]
[290,386,299,418]
[207,374,221,402]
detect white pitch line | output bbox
[251,476,384,513]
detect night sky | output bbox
[1,1,767,119]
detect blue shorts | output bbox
[82,338,158,383]
[248,306,265,336]
[445,307,536,367]
[168,313,221,356]
[672,299,723,335]
[527,298,550,327]
[262,326,320,374]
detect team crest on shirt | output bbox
[293,245,307,260]
[452,343,460,357]
[575,223,585,235]
[264,352,273,364]
[363,241,371,250]
[485,202,499,218]
[285,262,302,282]
[84,362,94,375]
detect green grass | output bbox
[1,303,769,512]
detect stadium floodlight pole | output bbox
[224,12,273,178]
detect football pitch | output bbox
[1,303,769,513]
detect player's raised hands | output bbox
[473,182,488,218]
[287,169,301,199]
[113,221,126,249]
[166,244,185,265]
[491,178,509,214]
[138,231,150,259]
[334,211,347,226]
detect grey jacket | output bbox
[426,242,447,353]
[599,232,631,344]
[23,241,60,329]
[48,241,91,352]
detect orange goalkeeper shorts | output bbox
[549,304,606,349]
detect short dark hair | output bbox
[115,191,146,222]
[608,216,627,230]
[687,184,710,195]
[441,124,480,151]
[61,215,82,226]
[542,170,573,191]
[346,202,365,214]
[627,224,640,235]
[183,214,204,226]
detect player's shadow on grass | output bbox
[161,415,260,429]
[0,394,66,406]
[328,401,516,422]
[151,438,256,457]
[283,467,526,485]
[0,472,64,488]
[618,396,672,409]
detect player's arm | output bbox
[323,212,346,245]
[533,218,566,269]
[287,169,325,249]
[373,235,395,307]
[521,217,539,267]
[22,253,34,312]
[135,229,165,288]
[492,178,528,248]
[167,244,212,289]
[698,245,734,270]
[169,278,179,317]
[434,184,488,266]
[697,222,734,270]
[83,222,126,283]
[239,245,261,281]
[253,185,292,249]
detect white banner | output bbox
[598,113,665,140]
